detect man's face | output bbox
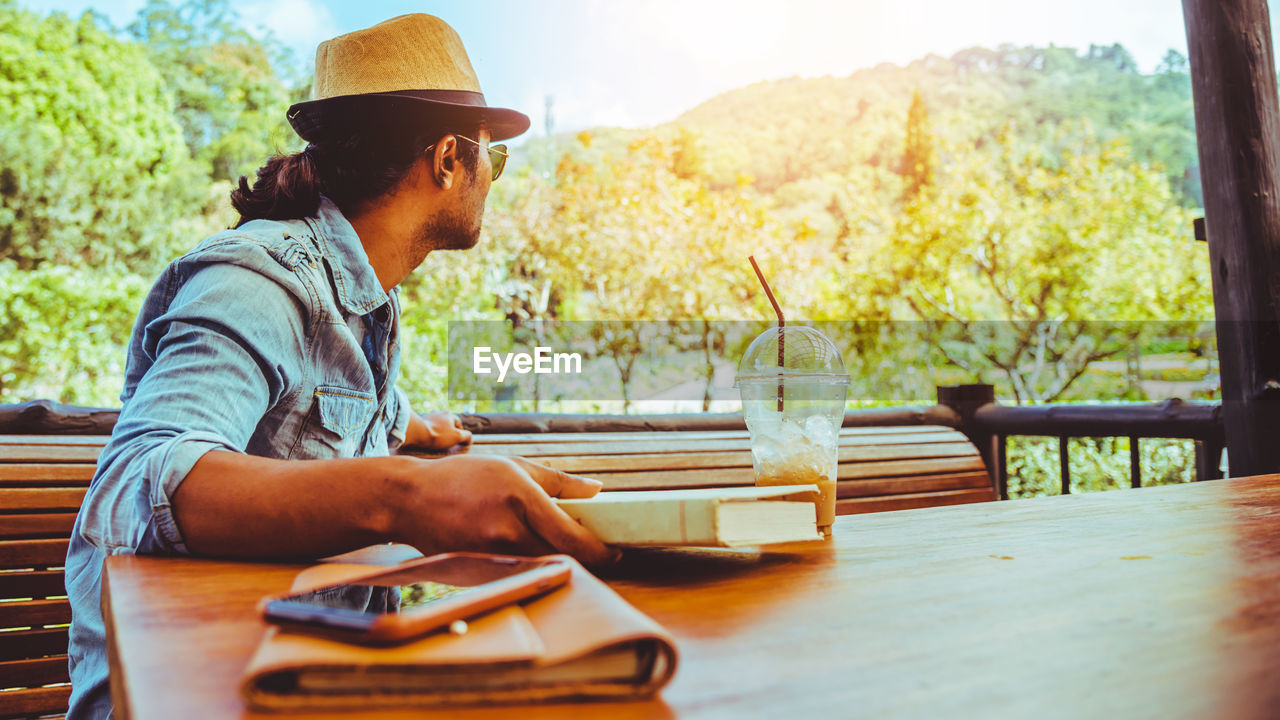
[419,129,492,252]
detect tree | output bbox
[883,126,1211,403]
[0,2,209,272]
[900,90,936,202]
[527,133,775,410]
[127,0,303,183]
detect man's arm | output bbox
[172,451,617,565]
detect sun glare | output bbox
[657,1,787,67]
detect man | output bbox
[64,15,614,719]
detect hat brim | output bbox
[288,93,531,143]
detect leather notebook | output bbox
[240,557,678,711]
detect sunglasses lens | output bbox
[490,144,508,181]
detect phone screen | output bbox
[268,555,557,624]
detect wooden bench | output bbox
[1,435,97,720]
[0,425,991,718]
[473,426,993,514]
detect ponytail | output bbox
[230,123,482,226]
[230,146,323,227]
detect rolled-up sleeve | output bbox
[386,384,413,451]
[79,262,307,556]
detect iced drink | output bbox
[736,325,848,539]
[745,412,840,537]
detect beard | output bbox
[411,201,483,262]
[426,207,482,250]
[406,164,488,267]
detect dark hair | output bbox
[230,123,480,226]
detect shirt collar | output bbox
[307,196,391,315]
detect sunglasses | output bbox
[426,134,509,182]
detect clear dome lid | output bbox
[735,325,849,385]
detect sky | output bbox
[20,0,1265,143]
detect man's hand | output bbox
[402,411,472,452]
[388,454,619,567]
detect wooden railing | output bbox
[937,384,1225,500]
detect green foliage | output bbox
[0,2,212,272]
[127,0,303,182]
[879,126,1209,403]
[0,0,292,407]
[524,133,777,409]
[0,261,147,404]
[655,43,1198,204]
[900,90,936,202]
[1006,436,1197,498]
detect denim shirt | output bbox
[64,197,414,719]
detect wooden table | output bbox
[103,475,1280,719]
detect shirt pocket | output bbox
[293,385,377,459]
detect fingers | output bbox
[520,490,619,567]
[508,459,617,566]
[441,414,470,446]
[512,457,602,499]
[426,413,471,449]
[404,454,615,566]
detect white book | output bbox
[556,485,822,547]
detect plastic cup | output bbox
[735,325,849,539]
[738,377,846,538]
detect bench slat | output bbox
[0,465,96,485]
[530,441,978,474]
[837,487,996,514]
[478,431,756,444]
[538,452,748,473]
[474,426,960,445]
[839,442,978,462]
[0,435,109,447]
[473,430,967,453]
[595,468,753,490]
[0,628,70,663]
[0,598,71,629]
[0,539,70,570]
[0,489,87,512]
[0,684,71,718]
[0,428,963,444]
[0,570,67,600]
[0,445,102,462]
[474,428,961,452]
[838,456,986,480]
[473,437,975,461]
[838,471,992,498]
[0,514,78,540]
[0,655,70,689]
[589,456,989,491]
[478,439,753,457]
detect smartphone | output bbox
[261,553,572,645]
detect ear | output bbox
[429,135,460,190]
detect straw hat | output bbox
[287,14,530,142]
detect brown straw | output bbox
[748,256,785,412]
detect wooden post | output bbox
[1183,0,1280,477]
[1129,436,1142,489]
[1059,437,1071,495]
[937,384,999,495]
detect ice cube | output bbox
[801,414,837,448]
